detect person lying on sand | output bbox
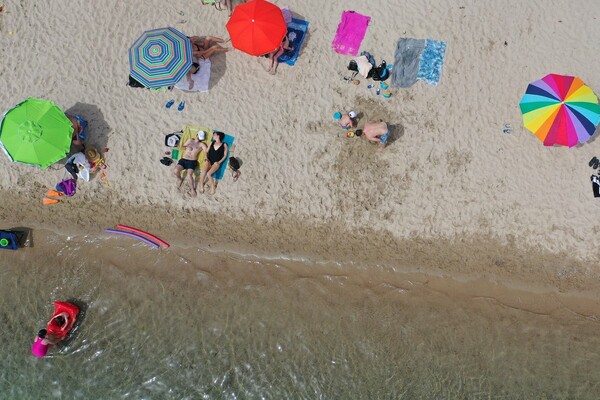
[174,130,206,197]
[185,62,200,90]
[259,35,293,75]
[188,35,231,59]
[199,131,228,195]
[357,120,390,150]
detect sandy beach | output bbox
[1,1,600,294]
[2,1,600,397]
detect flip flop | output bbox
[177,101,185,111]
[589,156,598,168]
[42,198,60,205]
[46,189,64,197]
[165,99,175,108]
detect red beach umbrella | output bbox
[226,0,287,56]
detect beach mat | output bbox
[417,39,447,86]
[174,58,211,92]
[278,18,309,66]
[331,11,370,56]
[391,38,426,88]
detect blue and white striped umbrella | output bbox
[129,27,193,88]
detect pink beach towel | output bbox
[332,11,371,56]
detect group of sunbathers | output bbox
[174,130,229,196]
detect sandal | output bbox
[201,0,224,11]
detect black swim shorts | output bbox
[178,158,198,171]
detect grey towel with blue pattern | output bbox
[391,38,426,88]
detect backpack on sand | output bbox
[56,179,77,197]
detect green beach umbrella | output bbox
[0,98,73,169]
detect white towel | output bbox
[175,58,211,93]
[355,55,372,78]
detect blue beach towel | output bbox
[278,18,309,66]
[211,134,235,180]
[417,39,447,86]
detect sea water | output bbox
[1,230,600,399]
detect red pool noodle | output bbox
[116,225,170,248]
[105,229,159,249]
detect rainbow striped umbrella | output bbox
[519,74,600,147]
[129,27,193,88]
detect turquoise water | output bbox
[1,231,600,399]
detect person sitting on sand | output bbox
[259,35,293,75]
[199,131,228,195]
[339,111,358,129]
[174,130,206,197]
[188,36,231,59]
[356,120,390,150]
[66,114,87,151]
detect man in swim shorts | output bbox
[174,130,206,197]
[357,120,390,150]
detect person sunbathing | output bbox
[174,130,206,197]
[199,131,228,195]
[357,120,390,150]
[185,62,200,90]
[260,35,293,75]
[66,114,87,150]
[188,36,231,59]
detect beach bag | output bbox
[127,75,145,88]
[347,60,359,72]
[369,61,390,81]
[229,157,240,170]
[56,179,77,197]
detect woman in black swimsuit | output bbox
[200,131,228,194]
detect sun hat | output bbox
[197,130,206,140]
[348,111,357,119]
[85,147,101,164]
